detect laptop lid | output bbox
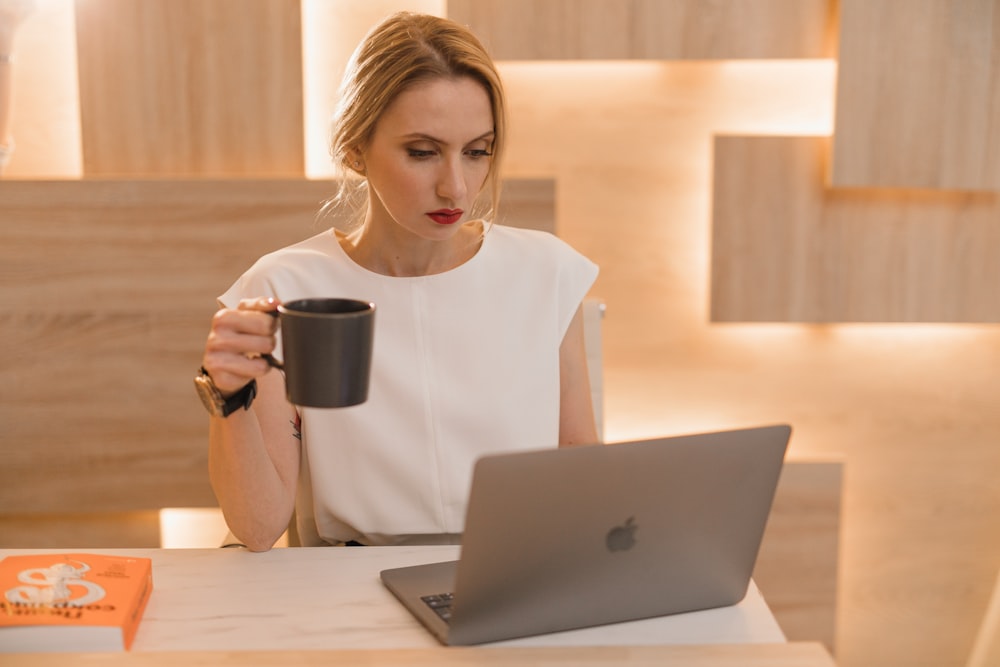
[380,423,791,645]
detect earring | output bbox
[354,160,361,168]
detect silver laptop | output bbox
[380,423,791,646]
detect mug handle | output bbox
[261,309,283,370]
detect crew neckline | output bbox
[326,225,492,280]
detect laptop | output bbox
[380,423,791,646]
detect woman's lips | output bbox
[427,209,463,225]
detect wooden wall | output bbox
[3,2,1000,667]
[0,177,552,513]
[711,136,1000,322]
[448,0,837,60]
[74,0,305,176]
[832,0,1000,191]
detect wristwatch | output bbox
[194,367,257,418]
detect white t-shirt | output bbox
[220,224,598,545]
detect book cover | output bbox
[0,553,153,652]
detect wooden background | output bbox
[3,1,1000,666]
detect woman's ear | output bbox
[347,149,365,175]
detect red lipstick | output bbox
[428,209,463,225]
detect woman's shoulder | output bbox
[271,227,340,255]
[221,229,354,305]
[489,223,553,241]
[487,224,591,264]
[250,228,340,268]
[231,229,350,290]
[489,224,573,252]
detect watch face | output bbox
[194,374,225,417]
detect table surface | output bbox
[4,644,838,667]
[0,546,836,665]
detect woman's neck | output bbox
[339,220,484,277]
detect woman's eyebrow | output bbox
[401,130,495,145]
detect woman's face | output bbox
[360,76,495,242]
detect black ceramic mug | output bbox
[265,298,375,408]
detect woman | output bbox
[197,12,599,551]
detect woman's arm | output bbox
[558,304,599,447]
[203,299,301,551]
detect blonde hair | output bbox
[327,12,507,228]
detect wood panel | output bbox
[447,0,837,60]
[0,178,553,514]
[753,461,842,654]
[74,0,305,176]
[711,136,1000,322]
[0,512,161,549]
[0,180,338,313]
[832,0,1000,191]
[498,179,557,233]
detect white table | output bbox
[0,546,785,652]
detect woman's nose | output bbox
[436,156,467,201]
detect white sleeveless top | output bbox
[220,225,598,545]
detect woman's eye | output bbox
[467,149,493,159]
[407,148,436,159]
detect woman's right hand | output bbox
[201,297,280,396]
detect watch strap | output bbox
[198,367,257,417]
[222,375,257,417]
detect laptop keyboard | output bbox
[420,592,455,623]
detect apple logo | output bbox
[605,516,638,552]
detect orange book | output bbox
[0,553,153,652]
